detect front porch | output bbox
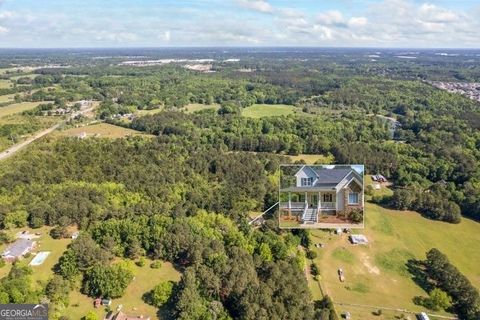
[280,191,338,224]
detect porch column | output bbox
[318,192,321,212]
[288,193,292,218]
[305,192,308,208]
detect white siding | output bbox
[295,167,317,187]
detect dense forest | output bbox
[0,48,479,319]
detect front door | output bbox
[309,194,318,208]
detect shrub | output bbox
[136,257,146,267]
[306,249,317,260]
[150,261,162,269]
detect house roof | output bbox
[111,311,150,320]
[2,239,35,258]
[312,168,353,186]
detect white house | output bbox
[280,166,364,224]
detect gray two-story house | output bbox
[280,165,363,224]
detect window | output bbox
[348,192,359,204]
[301,177,313,186]
[322,193,333,202]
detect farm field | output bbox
[308,201,480,318]
[136,107,164,116]
[0,94,15,103]
[288,153,335,164]
[0,80,12,89]
[0,101,45,118]
[54,123,151,139]
[183,103,220,113]
[64,260,181,320]
[241,103,297,118]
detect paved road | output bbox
[0,104,95,161]
[0,123,60,161]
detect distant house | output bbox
[280,166,364,224]
[371,174,387,183]
[104,311,150,320]
[1,239,36,262]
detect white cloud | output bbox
[0,25,8,34]
[236,0,273,13]
[317,10,344,26]
[164,31,171,42]
[348,17,368,27]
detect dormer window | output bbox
[301,177,314,186]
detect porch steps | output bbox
[302,208,317,224]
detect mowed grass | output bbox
[183,103,220,114]
[55,123,151,139]
[289,154,335,164]
[0,102,44,118]
[0,80,12,89]
[309,202,480,316]
[64,260,180,320]
[241,104,297,118]
[0,94,15,103]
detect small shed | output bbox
[349,234,369,245]
[71,231,80,240]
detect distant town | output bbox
[428,81,480,103]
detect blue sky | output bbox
[0,0,479,47]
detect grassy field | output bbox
[289,154,335,164]
[0,102,44,118]
[183,103,220,114]
[55,123,151,139]
[0,94,15,103]
[64,260,180,320]
[241,104,297,118]
[308,201,480,318]
[136,107,164,116]
[0,80,12,89]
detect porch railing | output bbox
[279,202,305,210]
[319,202,336,209]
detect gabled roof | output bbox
[312,168,352,186]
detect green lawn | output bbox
[64,260,181,320]
[308,202,480,318]
[241,104,297,118]
[136,107,164,116]
[183,103,220,114]
[0,102,45,118]
[0,80,12,89]
[0,94,15,103]
[289,154,335,164]
[54,123,152,139]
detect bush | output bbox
[150,261,162,269]
[136,257,146,267]
[310,263,319,277]
[306,249,317,260]
[144,281,174,307]
[347,208,363,224]
[50,226,69,239]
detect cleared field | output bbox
[241,104,297,118]
[55,123,150,139]
[309,202,480,318]
[289,154,335,164]
[0,80,12,89]
[0,102,43,118]
[136,107,164,116]
[0,94,15,103]
[184,103,220,113]
[64,260,180,320]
